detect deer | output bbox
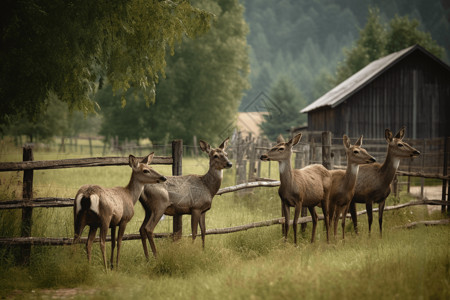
[348,127,420,236]
[73,153,167,270]
[139,138,232,259]
[328,135,376,240]
[260,133,331,244]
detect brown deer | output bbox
[260,133,331,244]
[328,135,376,239]
[349,127,420,236]
[139,138,232,259]
[74,153,167,269]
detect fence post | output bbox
[442,137,449,213]
[19,145,34,265]
[322,131,332,170]
[172,140,183,240]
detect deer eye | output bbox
[278,148,284,151]
[143,169,150,173]
[353,150,359,154]
[398,144,403,147]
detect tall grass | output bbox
[0,142,448,299]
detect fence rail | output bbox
[0,198,447,246]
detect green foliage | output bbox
[260,77,306,140]
[335,7,446,84]
[0,0,212,126]
[97,0,250,145]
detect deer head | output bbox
[129,153,167,183]
[343,135,376,165]
[199,138,233,170]
[385,127,421,158]
[260,133,302,162]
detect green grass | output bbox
[0,142,449,299]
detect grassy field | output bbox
[0,141,449,299]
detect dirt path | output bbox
[409,185,446,213]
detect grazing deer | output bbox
[139,138,232,259]
[74,153,167,269]
[328,135,376,239]
[349,127,420,236]
[260,133,331,244]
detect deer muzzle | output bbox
[411,150,420,157]
[260,154,270,161]
[158,176,167,183]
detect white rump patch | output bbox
[90,194,100,215]
[75,193,100,215]
[75,193,83,215]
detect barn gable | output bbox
[301,45,450,139]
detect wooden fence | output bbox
[0,134,449,263]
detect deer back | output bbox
[292,164,331,207]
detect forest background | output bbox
[2,0,449,146]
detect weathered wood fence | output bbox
[0,133,448,263]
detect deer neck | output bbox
[380,147,401,184]
[278,158,294,189]
[126,173,145,205]
[202,167,223,196]
[344,162,359,190]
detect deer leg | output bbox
[293,203,302,245]
[199,212,206,249]
[110,225,116,270]
[378,200,386,237]
[308,206,318,243]
[145,209,165,258]
[282,202,290,242]
[116,222,127,269]
[99,224,109,270]
[333,205,340,238]
[86,226,97,263]
[74,213,87,243]
[139,209,151,260]
[322,189,331,243]
[349,201,358,234]
[191,210,201,243]
[341,205,349,240]
[366,201,373,235]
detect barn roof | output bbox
[301,44,450,113]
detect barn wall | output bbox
[307,50,450,139]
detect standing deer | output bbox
[260,133,331,244]
[74,153,167,269]
[328,135,376,239]
[349,127,420,236]
[139,138,232,259]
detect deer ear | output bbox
[219,137,229,150]
[199,140,211,154]
[141,152,154,165]
[395,126,406,139]
[355,135,363,147]
[385,129,393,142]
[129,155,139,169]
[287,133,302,146]
[276,134,285,144]
[343,135,351,149]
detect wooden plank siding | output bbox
[306,50,450,139]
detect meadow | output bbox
[0,139,448,299]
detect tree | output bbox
[335,7,386,83]
[97,0,250,145]
[0,0,212,126]
[260,77,306,141]
[334,7,445,83]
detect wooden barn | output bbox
[301,44,450,139]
